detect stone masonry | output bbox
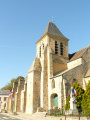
[7,22,90,115]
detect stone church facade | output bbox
[7,22,90,114]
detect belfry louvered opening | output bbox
[55,41,58,54]
[60,43,63,56]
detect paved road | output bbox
[0,114,21,120]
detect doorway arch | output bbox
[51,93,58,108]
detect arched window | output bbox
[39,46,41,57]
[60,43,63,56]
[52,79,55,89]
[72,79,77,84]
[55,41,58,54]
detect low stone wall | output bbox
[47,116,89,120]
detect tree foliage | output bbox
[65,82,84,113]
[1,76,24,90]
[82,80,90,116]
[65,95,70,110]
[72,82,85,113]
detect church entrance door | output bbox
[51,93,58,108]
[54,94,58,107]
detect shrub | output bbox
[65,95,70,110]
[65,82,84,113]
[82,80,90,116]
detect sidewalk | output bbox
[1,112,35,120]
[1,112,88,120]
[1,112,65,120]
[1,112,48,120]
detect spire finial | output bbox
[51,16,54,22]
[48,16,54,23]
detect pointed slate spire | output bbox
[42,22,68,39]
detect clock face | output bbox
[40,40,43,46]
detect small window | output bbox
[60,43,63,56]
[39,46,41,57]
[52,79,55,89]
[43,44,44,49]
[55,41,58,54]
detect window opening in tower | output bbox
[55,41,58,54]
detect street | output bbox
[0,113,21,120]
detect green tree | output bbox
[1,76,24,90]
[65,82,84,113]
[82,80,90,116]
[65,95,70,110]
[72,82,85,113]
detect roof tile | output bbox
[70,46,90,61]
[42,22,68,39]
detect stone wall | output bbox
[43,47,48,111]
[16,79,25,112]
[11,82,18,112]
[46,116,89,120]
[49,36,68,58]
[33,71,41,112]
[7,82,18,112]
[23,83,27,112]
[63,46,90,89]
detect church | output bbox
[7,22,90,114]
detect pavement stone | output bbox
[1,112,88,120]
